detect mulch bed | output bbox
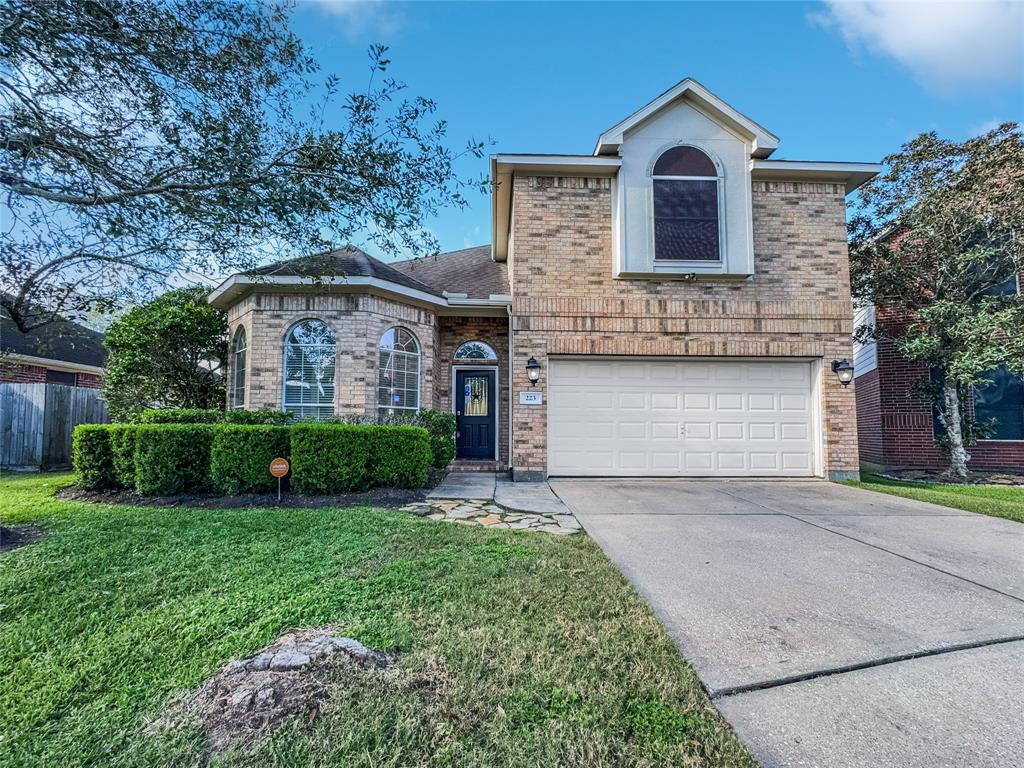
[876,469,1024,487]
[56,485,429,509]
[0,524,45,553]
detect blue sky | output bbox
[289,1,1024,258]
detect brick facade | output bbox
[856,311,1024,472]
[435,316,510,465]
[0,360,103,388]
[228,292,440,416]
[508,175,860,480]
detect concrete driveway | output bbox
[551,478,1024,768]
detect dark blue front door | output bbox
[456,369,496,460]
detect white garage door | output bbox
[548,358,818,477]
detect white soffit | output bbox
[750,160,883,193]
[593,78,780,158]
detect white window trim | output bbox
[645,143,729,275]
[377,327,422,414]
[451,364,500,461]
[231,327,247,410]
[282,319,337,421]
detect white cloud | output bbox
[301,0,405,39]
[967,117,1004,136]
[462,226,482,249]
[814,1,1024,92]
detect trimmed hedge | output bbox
[417,410,456,469]
[72,425,115,489]
[138,408,224,424]
[210,425,291,495]
[108,425,138,489]
[71,421,431,496]
[291,423,431,494]
[222,408,293,425]
[369,425,433,488]
[134,424,215,495]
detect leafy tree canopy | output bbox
[102,287,227,421]
[849,123,1024,476]
[1,0,485,331]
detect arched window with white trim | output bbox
[283,320,336,421]
[230,327,247,409]
[454,340,497,361]
[652,145,722,262]
[378,327,420,415]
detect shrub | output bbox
[416,410,456,469]
[108,424,138,489]
[72,425,115,489]
[137,408,224,424]
[290,424,373,494]
[134,424,215,495]
[209,425,291,494]
[222,408,293,425]
[368,425,432,488]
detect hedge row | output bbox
[72,422,431,496]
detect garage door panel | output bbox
[549,359,817,477]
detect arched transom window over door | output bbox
[378,327,421,415]
[283,320,336,421]
[230,327,247,409]
[454,340,497,361]
[652,145,722,262]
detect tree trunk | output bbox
[941,377,971,479]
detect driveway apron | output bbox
[551,478,1024,768]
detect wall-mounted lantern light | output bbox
[831,359,855,387]
[525,356,542,386]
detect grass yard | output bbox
[846,473,1024,523]
[0,472,752,768]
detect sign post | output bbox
[269,457,289,502]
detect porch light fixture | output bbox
[831,359,855,387]
[525,356,542,386]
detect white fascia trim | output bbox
[492,154,622,174]
[4,353,105,376]
[751,160,883,193]
[207,274,448,309]
[594,78,780,158]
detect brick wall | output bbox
[857,309,1024,472]
[0,361,103,388]
[227,292,438,417]
[509,175,860,479]
[435,316,510,465]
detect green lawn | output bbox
[0,472,752,768]
[846,473,1024,523]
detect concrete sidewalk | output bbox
[553,478,1024,768]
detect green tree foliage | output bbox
[0,0,485,331]
[849,124,1024,477]
[102,287,227,421]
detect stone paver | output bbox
[400,498,580,535]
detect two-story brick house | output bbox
[208,79,880,481]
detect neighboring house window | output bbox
[974,365,1024,440]
[454,341,497,361]
[652,145,721,262]
[230,328,247,409]
[378,327,420,415]
[283,320,336,421]
[45,369,76,385]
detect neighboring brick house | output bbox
[209,78,880,480]
[854,273,1024,472]
[0,312,106,388]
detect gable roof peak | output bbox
[593,77,779,159]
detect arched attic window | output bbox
[283,320,336,421]
[230,327,247,409]
[454,340,497,361]
[652,145,722,262]
[378,327,421,415]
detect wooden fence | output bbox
[0,383,108,468]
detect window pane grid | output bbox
[231,330,246,409]
[284,321,336,421]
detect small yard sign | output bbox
[519,391,543,406]
[270,457,289,501]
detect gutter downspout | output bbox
[506,303,513,475]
